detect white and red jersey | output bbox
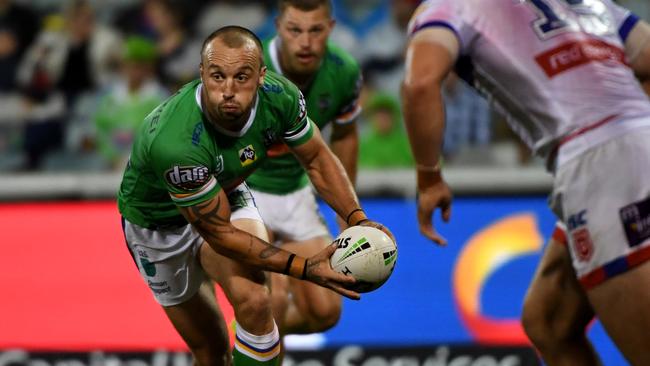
[409,0,650,162]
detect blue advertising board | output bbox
[313,196,626,365]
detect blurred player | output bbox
[118,26,391,366]
[402,0,650,364]
[246,0,362,334]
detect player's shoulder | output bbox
[145,80,204,151]
[150,80,201,122]
[261,70,302,100]
[259,70,306,128]
[324,42,360,74]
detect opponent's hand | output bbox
[417,178,452,245]
[357,219,396,245]
[305,242,361,300]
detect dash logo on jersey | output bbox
[239,145,257,166]
[165,166,210,190]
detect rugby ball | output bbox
[330,226,397,293]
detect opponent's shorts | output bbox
[250,185,330,243]
[550,127,650,290]
[121,183,262,306]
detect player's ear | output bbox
[258,66,267,86]
[199,62,204,82]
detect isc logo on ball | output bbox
[330,226,397,293]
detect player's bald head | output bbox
[201,25,264,67]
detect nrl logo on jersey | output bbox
[165,165,210,190]
[239,145,257,166]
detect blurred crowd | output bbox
[0,0,646,172]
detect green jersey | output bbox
[246,37,362,194]
[117,72,313,229]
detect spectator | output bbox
[195,0,268,40]
[359,92,413,168]
[16,0,122,169]
[93,36,168,170]
[359,0,420,96]
[0,0,39,92]
[441,73,492,160]
[144,0,200,91]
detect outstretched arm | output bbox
[177,188,360,299]
[401,27,458,245]
[627,20,650,82]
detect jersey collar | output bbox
[195,82,259,137]
[268,37,284,76]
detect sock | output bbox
[232,321,281,366]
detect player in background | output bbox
[246,0,362,334]
[401,0,650,364]
[118,26,391,366]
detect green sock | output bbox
[232,322,281,366]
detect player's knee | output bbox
[522,298,584,352]
[307,296,342,331]
[521,293,562,349]
[521,300,549,347]
[236,287,272,322]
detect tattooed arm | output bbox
[291,127,395,241]
[177,187,360,299]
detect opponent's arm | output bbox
[177,189,359,299]
[626,20,650,82]
[401,27,458,245]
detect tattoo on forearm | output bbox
[186,195,285,263]
[305,260,325,284]
[259,245,281,259]
[186,196,234,243]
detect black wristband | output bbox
[284,254,296,275]
[301,259,308,280]
[345,208,364,225]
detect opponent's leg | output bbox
[200,218,281,365]
[521,232,599,366]
[163,281,231,366]
[587,260,650,365]
[275,236,342,334]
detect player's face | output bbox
[200,39,266,125]
[276,5,334,76]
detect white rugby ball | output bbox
[330,225,397,293]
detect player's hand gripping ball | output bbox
[330,226,397,293]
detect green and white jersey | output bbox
[246,37,362,194]
[118,71,313,229]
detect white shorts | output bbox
[550,127,650,289]
[122,183,262,306]
[251,185,330,243]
